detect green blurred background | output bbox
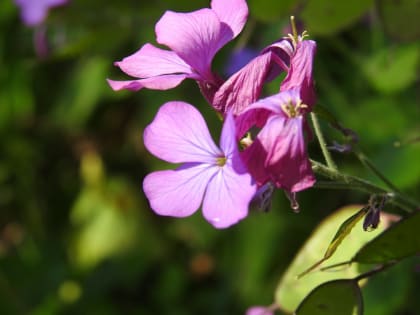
[0,0,419,314]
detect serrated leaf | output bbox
[275,205,387,313]
[353,211,420,264]
[295,279,363,315]
[302,0,374,36]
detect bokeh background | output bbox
[0,0,419,314]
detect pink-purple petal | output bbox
[280,40,317,107]
[143,101,222,164]
[246,306,274,315]
[106,74,189,92]
[211,0,248,44]
[212,51,274,114]
[265,117,315,192]
[155,9,224,81]
[202,165,256,228]
[143,164,217,218]
[15,0,67,26]
[235,90,301,138]
[114,43,196,79]
[219,111,237,157]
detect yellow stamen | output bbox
[216,156,227,166]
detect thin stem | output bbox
[311,112,338,171]
[354,262,396,282]
[311,160,419,212]
[354,149,402,193]
[290,16,298,43]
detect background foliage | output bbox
[0,0,419,314]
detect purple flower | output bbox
[238,90,315,192]
[280,39,317,107]
[15,0,68,27]
[142,101,256,228]
[107,0,248,93]
[246,306,274,315]
[212,39,293,115]
[211,37,316,117]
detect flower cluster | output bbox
[108,0,317,228]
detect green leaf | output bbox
[295,279,363,315]
[248,0,296,22]
[362,44,420,94]
[378,0,420,41]
[70,177,141,269]
[302,0,374,36]
[298,206,368,277]
[275,205,386,313]
[51,57,109,130]
[353,211,420,264]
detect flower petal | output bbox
[219,111,237,158]
[212,51,274,114]
[107,74,189,91]
[235,90,301,138]
[211,0,248,43]
[202,161,256,228]
[265,117,315,192]
[155,9,225,81]
[114,43,197,79]
[243,115,315,191]
[143,101,222,163]
[246,306,274,315]
[143,163,217,218]
[280,40,317,107]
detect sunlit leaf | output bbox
[302,0,374,35]
[298,206,368,277]
[353,211,420,264]
[275,205,387,313]
[70,177,141,269]
[295,279,363,315]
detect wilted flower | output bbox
[108,0,248,94]
[280,39,317,107]
[142,101,256,228]
[238,90,315,192]
[15,0,68,27]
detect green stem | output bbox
[311,160,418,212]
[354,149,402,194]
[311,112,338,171]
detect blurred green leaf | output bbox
[296,279,363,315]
[51,57,109,130]
[363,258,414,315]
[70,177,141,269]
[0,63,34,129]
[275,205,386,313]
[248,0,296,22]
[373,141,420,189]
[362,43,419,94]
[353,211,420,264]
[302,0,374,35]
[379,0,420,41]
